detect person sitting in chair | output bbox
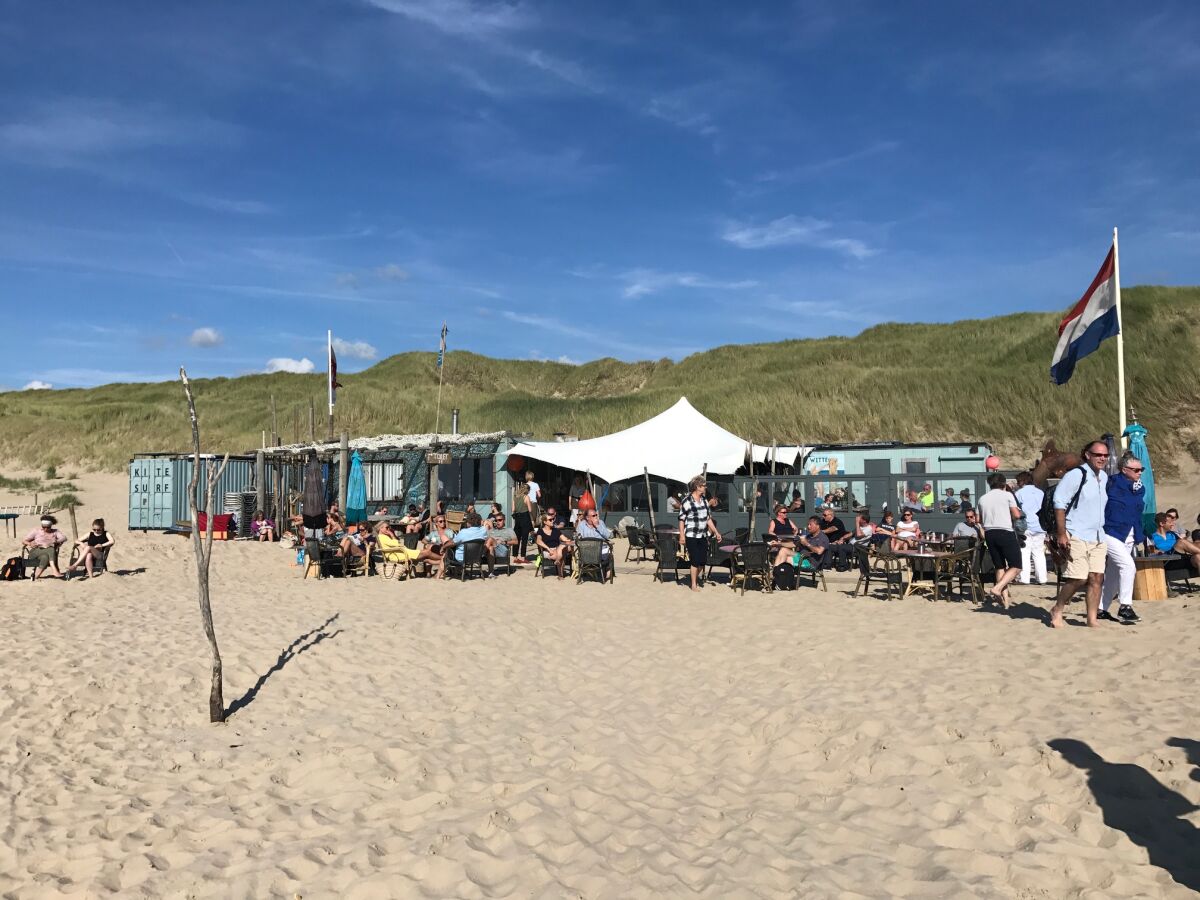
[251,511,275,542]
[892,509,921,551]
[767,505,797,566]
[818,506,854,570]
[575,508,614,574]
[1149,512,1200,571]
[952,508,985,542]
[447,512,488,567]
[23,515,68,580]
[795,516,830,569]
[66,518,114,578]
[535,512,574,578]
[485,512,518,574]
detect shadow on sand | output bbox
[226,613,343,718]
[1049,738,1200,892]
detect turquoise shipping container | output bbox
[128,455,255,530]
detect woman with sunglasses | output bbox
[891,508,921,552]
[535,512,574,578]
[422,515,456,579]
[1098,452,1147,622]
[66,518,115,578]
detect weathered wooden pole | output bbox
[309,397,316,443]
[255,450,266,518]
[181,367,229,724]
[270,394,278,447]
[338,433,350,514]
[67,503,79,542]
[643,466,657,531]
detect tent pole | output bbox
[746,440,757,541]
[643,467,657,532]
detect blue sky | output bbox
[2,0,1198,390]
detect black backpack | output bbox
[772,562,796,591]
[2,556,26,581]
[1038,465,1088,536]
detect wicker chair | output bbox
[653,533,686,584]
[624,525,653,563]
[575,538,614,584]
[731,542,772,594]
[851,544,902,600]
[443,539,487,581]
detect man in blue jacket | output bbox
[1100,451,1146,623]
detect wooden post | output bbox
[180,366,229,724]
[67,503,79,542]
[309,397,316,443]
[270,394,278,447]
[770,440,777,475]
[338,433,349,515]
[746,441,757,541]
[255,451,266,518]
[643,466,657,532]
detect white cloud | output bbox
[335,272,359,288]
[22,380,53,390]
[619,268,758,299]
[181,193,274,215]
[362,0,533,39]
[188,327,224,347]
[374,263,410,281]
[721,215,878,259]
[265,357,315,374]
[332,338,378,360]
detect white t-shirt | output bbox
[977,488,1016,531]
[527,481,540,505]
[1014,484,1044,535]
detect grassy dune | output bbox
[2,285,1197,475]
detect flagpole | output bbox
[1113,227,1127,448]
[434,323,446,437]
[327,329,334,442]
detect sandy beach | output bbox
[2,470,1199,898]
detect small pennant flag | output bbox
[1050,244,1119,386]
[437,322,448,370]
[328,331,343,412]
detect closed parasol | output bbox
[346,451,367,524]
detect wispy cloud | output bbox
[265,357,315,374]
[747,140,900,190]
[619,268,758,299]
[721,215,878,260]
[451,115,606,187]
[179,193,275,215]
[0,98,239,164]
[188,327,223,347]
[501,310,698,359]
[362,0,533,39]
[332,337,378,360]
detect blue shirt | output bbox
[1102,472,1145,544]
[1151,531,1178,553]
[452,525,487,561]
[1053,465,1107,543]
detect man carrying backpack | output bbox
[1048,440,1110,629]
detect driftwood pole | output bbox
[746,441,757,540]
[270,394,278,447]
[181,367,230,724]
[67,503,79,542]
[643,466,657,531]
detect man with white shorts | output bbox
[1048,440,1109,629]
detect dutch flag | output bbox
[1050,244,1119,386]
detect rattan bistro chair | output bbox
[624,525,653,563]
[653,533,686,584]
[731,542,772,594]
[851,544,902,600]
[443,540,487,581]
[575,538,615,585]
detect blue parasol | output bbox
[1123,422,1155,534]
[346,450,367,524]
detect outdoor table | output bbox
[0,512,17,539]
[1134,553,1179,601]
[895,549,959,600]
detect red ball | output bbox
[505,454,526,473]
[985,455,1001,471]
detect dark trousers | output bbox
[513,512,533,557]
[828,542,854,570]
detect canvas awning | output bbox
[502,397,807,484]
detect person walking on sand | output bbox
[1048,440,1109,629]
[678,475,721,592]
[977,473,1024,607]
[1014,471,1047,585]
[1098,451,1146,623]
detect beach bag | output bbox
[2,556,25,581]
[772,563,796,591]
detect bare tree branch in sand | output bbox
[181,367,230,724]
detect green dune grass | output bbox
[2,285,1197,475]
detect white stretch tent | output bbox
[502,397,805,484]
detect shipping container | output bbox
[128,455,256,530]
